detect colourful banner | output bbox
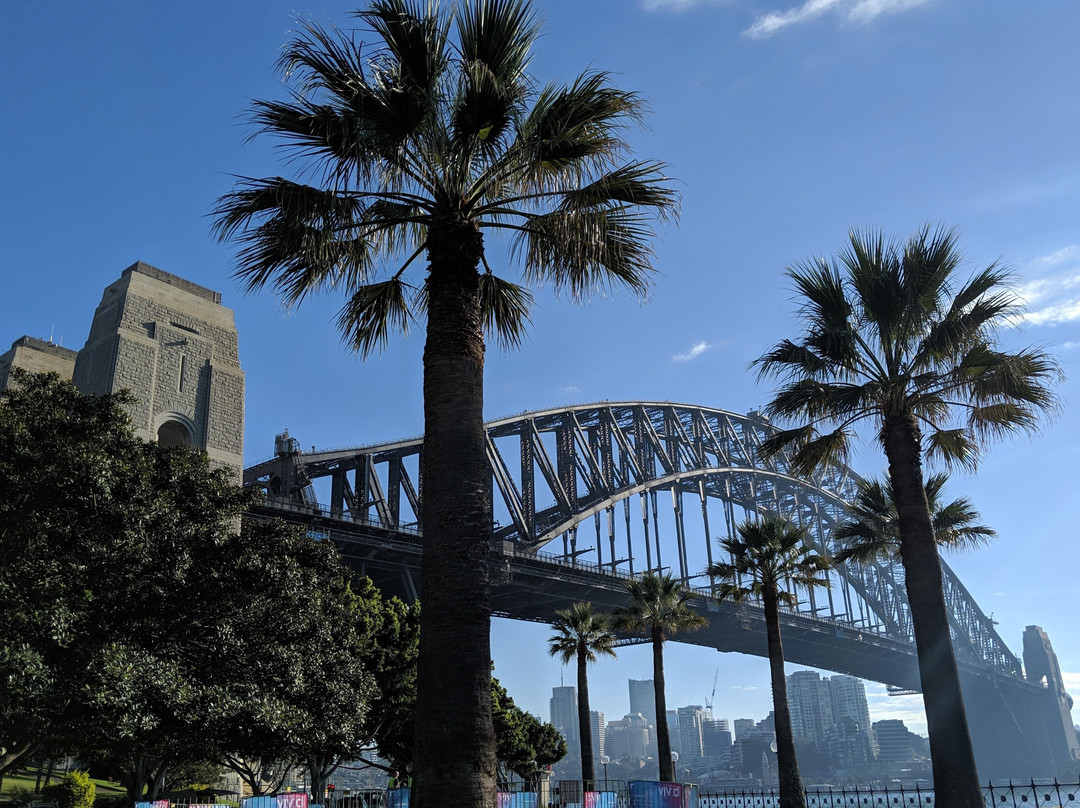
[277,794,309,808]
[629,780,698,808]
[496,793,538,808]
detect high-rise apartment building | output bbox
[590,710,606,759]
[787,670,834,744]
[675,705,707,763]
[606,713,651,761]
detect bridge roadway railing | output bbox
[252,496,934,662]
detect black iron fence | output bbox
[699,780,1080,808]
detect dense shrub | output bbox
[40,771,95,808]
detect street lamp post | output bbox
[599,755,610,785]
[670,751,679,783]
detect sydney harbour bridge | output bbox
[246,401,1080,779]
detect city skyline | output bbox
[547,671,920,742]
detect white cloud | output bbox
[1014,247,1080,326]
[560,385,582,394]
[730,685,758,691]
[865,684,927,735]
[673,341,711,362]
[744,0,931,39]
[1060,670,1080,691]
[639,0,727,11]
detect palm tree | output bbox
[754,226,1059,808]
[613,572,705,782]
[834,472,995,565]
[212,2,677,805]
[707,516,831,808]
[547,602,618,787]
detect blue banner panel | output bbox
[629,781,698,808]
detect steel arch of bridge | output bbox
[244,401,1021,680]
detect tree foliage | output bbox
[0,372,373,802]
[833,473,995,565]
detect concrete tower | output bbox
[72,262,244,470]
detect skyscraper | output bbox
[550,685,580,756]
[629,679,657,728]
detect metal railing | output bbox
[698,780,1080,808]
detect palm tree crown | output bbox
[547,602,617,785]
[709,515,831,605]
[614,572,706,643]
[833,473,995,565]
[213,0,678,354]
[755,226,1058,474]
[547,602,618,666]
[614,572,705,782]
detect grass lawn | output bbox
[1,769,126,802]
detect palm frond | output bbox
[336,278,414,357]
[516,206,659,299]
[212,178,375,305]
[456,0,539,86]
[508,72,646,186]
[357,0,449,92]
[478,271,533,348]
[923,427,979,470]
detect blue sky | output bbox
[3,0,1079,737]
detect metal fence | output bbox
[698,780,1080,808]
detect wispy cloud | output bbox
[865,684,927,735]
[745,0,931,39]
[1014,246,1080,326]
[730,685,758,691]
[640,0,728,11]
[673,341,711,362]
[560,385,582,394]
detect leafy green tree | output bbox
[40,770,95,808]
[0,372,374,803]
[212,1,677,803]
[546,603,617,785]
[708,516,831,808]
[492,678,566,785]
[613,573,705,782]
[833,473,995,564]
[754,226,1060,808]
[353,579,421,774]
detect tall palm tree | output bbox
[547,602,618,787]
[753,226,1059,808]
[212,2,676,805]
[834,472,995,564]
[708,516,831,808]
[613,572,705,782]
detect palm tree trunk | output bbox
[577,649,595,787]
[652,627,675,783]
[413,218,496,808]
[884,415,982,808]
[764,590,805,808]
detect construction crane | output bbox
[705,668,719,718]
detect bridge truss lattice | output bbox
[244,401,1021,679]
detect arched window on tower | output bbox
[157,419,193,449]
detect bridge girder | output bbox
[244,401,1021,679]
